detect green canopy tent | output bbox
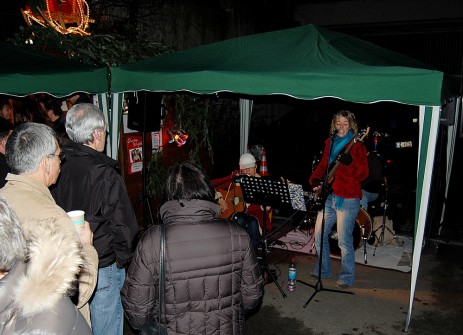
[0,42,108,97]
[0,42,121,157]
[110,24,446,331]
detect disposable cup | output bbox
[67,210,85,232]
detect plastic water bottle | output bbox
[288,259,297,291]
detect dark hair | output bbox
[15,97,47,124]
[39,96,63,118]
[0,122,13,140]
[164,161,215,203]
[0,98,11,110]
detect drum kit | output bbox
[328,207,372,264]
[299,192,375,264]
[298,175,403,265]
[297,202,373,264]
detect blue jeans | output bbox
[360,190,379,211]
[232,212,260,253]
[89,262,125,335]
[313,194,360,286]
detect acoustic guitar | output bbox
[216,184,245,219]
[216,182,272,232]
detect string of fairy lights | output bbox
[21,0,93,36]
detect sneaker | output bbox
[335,282,352,289]
[307,274,319,280]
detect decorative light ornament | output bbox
[21,0,94,36]
[168,129,189,147]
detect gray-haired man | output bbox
[0,122,98,326]
[51,103,139,335]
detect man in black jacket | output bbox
[0,122,13,188]
[51,103,139,335]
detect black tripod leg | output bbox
[363,238,368,264]
[360,225,368,264]
[144,195,155,227]
[262,263,287,298]
[133,192,142,213]
[258,208,287,299]
[298,278,354,308]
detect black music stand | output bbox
[297,132,354,308]
[238,175,291,299]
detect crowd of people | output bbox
[0,96,264,334]
[0,97,380,333]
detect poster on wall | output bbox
[127,135,143,174]
[152,131,161,152]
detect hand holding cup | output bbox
[67,210,93,245]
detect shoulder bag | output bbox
[140,223,167,335]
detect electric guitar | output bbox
[312,127,370,208]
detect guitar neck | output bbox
[326,127,370,183]
[326,137,357,182]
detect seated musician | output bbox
[215,153,272,253]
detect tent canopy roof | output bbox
[111,24,444,106]
[0,42,108,97]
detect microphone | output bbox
[330,129,339,138]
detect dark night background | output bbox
[1,1,462,241]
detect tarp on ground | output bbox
[0,42,108,97]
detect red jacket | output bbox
[309,137,368,199]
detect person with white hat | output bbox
[238,153,272,232]
[239,153,257,174]
[219,153,275,251]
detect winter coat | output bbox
[0,173,98,325]
[51,140,139,269]
[122,199,264,335]
[310,137,368,199]
[0,219,92,334]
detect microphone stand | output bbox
[297,130,354,308]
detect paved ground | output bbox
[124,235,463,335]
[244,241,463,335]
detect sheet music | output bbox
[288,183,307,212]
[239,176,291,207]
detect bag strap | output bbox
[158,223,166,330]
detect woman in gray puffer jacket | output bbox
[122,161,264,335]
[0,197,91,335]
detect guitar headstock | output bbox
[356,127,370,143]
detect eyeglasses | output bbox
[49,153,66,162]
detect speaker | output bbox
[440,98,458,126]
[127,92,162,132]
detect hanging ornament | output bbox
[21,0,94,36]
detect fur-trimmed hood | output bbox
[0,218,82,326]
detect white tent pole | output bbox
[94,93,122,159]
[239,98,253,155]
[94,93,111,157]
[405,105,440,332]
[110,93,123,160]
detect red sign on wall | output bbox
[126,135,143,174]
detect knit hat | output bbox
[239,153,256,169]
